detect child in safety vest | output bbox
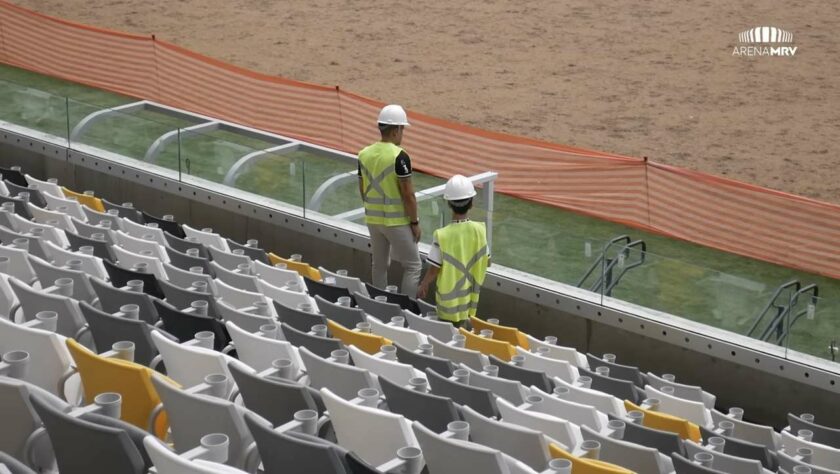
[417,175,490,325]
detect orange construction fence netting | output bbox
[1,0,839,280]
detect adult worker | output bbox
[417,175,490,325]
[358,104,422,296]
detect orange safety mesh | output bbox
[1,1,839,279]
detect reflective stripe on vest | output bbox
[358,142,409,226]
[434,222,488,323]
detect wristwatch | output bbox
[410,220,419,226]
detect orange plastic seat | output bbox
[61,187,106,212]
[548,443,635,473]
[268,253,322,281]
[458,327,516,362]
[326,320,392,355]
[469,316,529,349]
[65,339,174,438]
[624,400,701,442]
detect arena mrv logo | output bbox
[732,26,798,57]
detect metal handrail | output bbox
[604,240,646,296]
[746,280,800,338]
[577,235,631,289]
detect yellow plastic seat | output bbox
[326,320,392,355]
[624,400,701,442]
[268,253,322,281]
[469,316,530,349]
[65,339,174,438]
[458,327,516,362]
[62,187,106,212]
[548,444,635,473]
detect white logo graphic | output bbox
[732,26,797,56]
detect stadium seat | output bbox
[304,276,352,304]
[0,194,32,219]
[112,245,169,281]
[6,182,46,208]
[65,229,115,261]
[354,291,404,321]
[298,347,377,400]
[788,413,840,450]
[470,316,530,348]
[459,327,516,361]
[645,384,713,427]
[461,404,552,471]
[548,443,635,474]
[489,354,553,393]
[117,216,165,245]
[580,366,642,404]
[318,266,368,297]
[0,376,67,470]
[230,362,323,426]
[9,276,87,341]
[141,211,185,239]
[552,376,626,417]
[81,206,123,231]
[216,301,273,333]
[698,425,774,469]
[0,450,38,474]
[457,363,526,404]
[280,322,343,359]
[378,374,461,433]
[101,199,143,223]
[103,259,165,299]
[25,174,62,197]
[586,353,644,387]
[115,229,168,260]
[143,435,250,474]
[258,278,316,311]
[314,294,367,328]
[158,279,219,318]
[0,225,51,261]
[528,386,609,431]
[523,334,588,367]
[214,279,272,314]
[776,448,840,474]
[393,341,455,377]
[428,334,489,370]
[327,319,391,355]
[89,276,159,324]
[0,244,38,283]
[268,252,321,280]
[425,368,499,418]
[162,261,216,291]
[70,216,117,244]
[580,424,673,473]
[226,238,269,264]
[13,210,70,247]
[610,412,686,457]
[153,300,230,351]
[164,231,210,258]
[496,396,583,451]
[79,301,160,366]
[61,187,105,212]
[0,317,76,399]
[403,310,458,343]
[29,255,97,303]
[224,321,303,375]
[683,439,766,474]
[624,400,702,442]
[207,246,251,271]
[42,240,107,280]
[780,429,840,471]
[25,204,75,235]
[273,300,327,333]
[670,452,728,474]
[149,330,237,397]
[347,344,423,387]
[42,192,86,221]
[182,224,230,252]
[364,283,420,314]
[252,259,304,289]
[366,315,428,350]
[0,167,27,187]
[513,346,579,383]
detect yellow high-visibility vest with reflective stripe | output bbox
[358,142,410,227]
[434,221,488,323]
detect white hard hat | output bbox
[443,175,476,201]
[378,104,410,126]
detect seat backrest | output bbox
[111,245,168,281]
[0,194,32,219]
[671,452,728,474]
[776,448,840,474]
[61,187,105,213]
[217,301,272,333]
[267,253,321,280]
[523,334,586,367]
[404,310,457,343]
[514,346,578,383]
[459,327,516,361]
[580,366,641,404]
[164,230,210,258]
[79,301,158,365]
[314,295,366,328]
[242,411,348,474]
[150,374,253,469]
[0,317,73,396]
[143,436,251,474]
[428,335,488,370]
[153,300,229,351]
[646,385,712,427]
[42,240,107,280]
[552,376,626,417]
[496,397,581,452]
[646,372,715,409]
[29,393,146,474]
[253,260,303,288]
[610,413,685,456]
[161,261,215,291]
[89,276,158,324]
[13,210,69,248]
[165,246,213,275]
[210,261,259,292]
[226,238,269,264]
[354,291,404,321]
[625,400,702,442]
[0,244,37,283]
[318,266,367,297]
[119,218,166,245]
[367,316,427,350]
[9,276,85,339]
[470,316,528,348]
[327,320,390,355]
[788,413,840,450]
[780,429,840,470]
[215,278,269,311]
[25,174,63,197]
[114,230,168,262]
[709,409,778,450]
[29,254,97,303]
[581,424,668,474]
[230,362,320,426]
[461,404,551,471]
[304,276,352,304]
[273,300,327,333]
[0,449,38,474]
[364,283,420,314]
[225,321,303,374]
[425,368,499,418]
[258,279,315,312]
[698,425,773,469]
[280,322,343,359]
[684,440,764,474]
[150,330,234,392]
[65,229,115,261]
[0,168,27,187]
[0,376,69,466]
[548,443,635,474]
[0,224,50,260]
[459,363,526,404]
[489,355,553,393]
[394,341,455,377]
[158,279,217,318]
[141,212,185,239]
[348,345,421,387]
[6,182,46,207]
[207,246,251,271]
[378,374,461,433]
[101,199,143,223]
[103,259,164,299]
[42,192,86,221]
[74,213,119,241]
[298,346,376,400]
[320,387,418,467]
[528,386,608,431]
[412,420,511,474]
[182,224,230,252]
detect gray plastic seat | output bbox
[489,355,553,393]
[789,413,840,450]
[378,374,461,433]
[684,440,765,474]
[9,277,87,340]
[70,215,117,242]
[161,261,215,291]
[165,246,213,275]
[29,393,149,474]
[79,301,160,366]
[0,226,50,261]
[210,261,259,292]
[207,246,251,271]
[5,181,47,208]
[164,231,210,258]
[394,342,454,377]
[412,421,516,474]
[0,451,37,474]
[608,413,685,457]
[89,277,158,324]
[405,311,457,343]
[0,195,32,219]
[777,448,840,474]
[226,238,269,264]
[354,291,404,321]
[586,353,644,387]
[671,453,727,474]
[298,346,377,401]
[274,300,327,333]
[243,411,349,474]
[229,361,324,426]
[101,199,143,223]
[580,366,643,403]
[281,322,343,359]
[158,279,218,318]
[65,230,115,261]
[0,245,38,284]
[458,364,525,404]
[581,424,669,473]
[460,404,551,471]
[425,368,499,418]
[29,255,97,303]
[698,425,775,470]
[314,295,367,328]
[364,283,420,314]
[217,301,272,333]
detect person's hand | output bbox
[417,282,428,299]
[411,223,421,243]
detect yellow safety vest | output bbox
[434,221,489,323]
[358,142,409,226]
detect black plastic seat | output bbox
[0,195,32,219]
[304,277,353,304]
[101,198,143,223]
[273,300,328,333]
[229,362,324,426]
[65,230,115,261]
[141,211,185,239]
[425,368,498,418]
[165,246,213,274]
[379,375,461,433]
[5,181,46,208]
[79,302,160,366]
[281,322,343,359]
[0,167,28,187]
[489,355,553,393]
[103,259,165,299]
[227,238,269,264]
[394,342,454,377]
[164,231,210,258]
[158,279,218,318]
[153,300,229,351]
[364,283,420,314]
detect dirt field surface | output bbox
[14,0,840,202]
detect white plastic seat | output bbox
[458,363,527,404]
[25,174,63,197]
[461,404,552,471]
[645,384,713,427]
[210,261,259,292]
[214,280,276,317]
[551,376,626,417]
[496,397,583,451]
[69,216,117,244]
[528,386,608,431]
[225,321,303,376]
[0,273,20,316]
[428,335,489,370]
[0,317,78,399]
[781,430,840,471]
[41,240,108,280]
[207,247,251,271]
[684,439,768,474]
[81,207,123,231]
[298,347,378,400]
[710,409,780,450]
[256,278,316,312]
[367,316,428,350]
[523,334,588,368]
[143,435,250,474]
[42,192,87,222]
[182,224,230,252]
[252,260,305,289]
[10,212,69,249]
[25,203,77,234]
[347,344,424,387]
[403,310,458,343]
[120,217,167,245]
[513,347,579,383]
[320,387,419,467]
[580,424,673,473]
[318,266,368,296]
[150,331,238,396]
[0,244,38,283]
[111,245,169,281]
[115,230,169,263]
[646,372,716,409]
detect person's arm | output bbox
[357,161,365,200]
[395,151,420,241]
[417,264,439,299]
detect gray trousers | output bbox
[368,224,422,297]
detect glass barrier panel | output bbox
[222,142,305,213]
[785,294,839,367]
[300,145,359,218]
[0,79,69,141]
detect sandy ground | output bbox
[14,0,840,202]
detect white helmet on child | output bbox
[377,104,410,126]
[443,175,476,201]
